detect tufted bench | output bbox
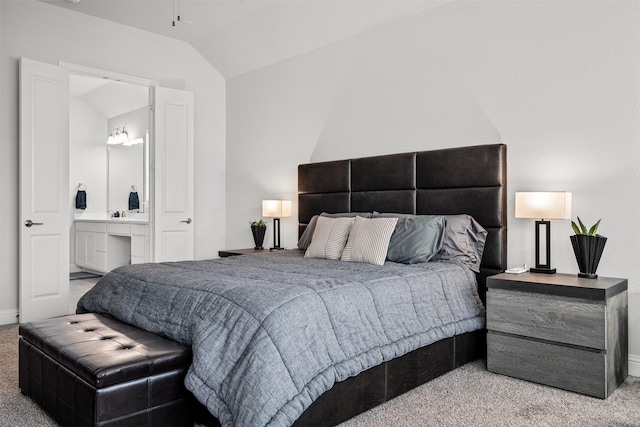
[19,313,194,427]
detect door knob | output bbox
[181,218,192,224]
[24,219,44,227]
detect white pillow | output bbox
[304,216,355,260]
[341,216,398,266]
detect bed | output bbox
[77,143,507,427]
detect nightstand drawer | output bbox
[487,332,606,398]
[487,288,605,349]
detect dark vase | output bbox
[570,234,607,279]
[251,225,267,250]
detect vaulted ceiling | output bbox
[39,0,449,78]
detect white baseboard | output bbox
[629,354,640,377]
[0,309,19,326]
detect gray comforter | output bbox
[77,251,485,427]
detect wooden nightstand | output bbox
[486,272,628,398]
[218,248,270,258]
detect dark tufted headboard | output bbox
[297,144,507,293]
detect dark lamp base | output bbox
[578,272,598,279]
[530,267,556,274]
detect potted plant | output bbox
[570,217,607,279]
[250,219,267,250]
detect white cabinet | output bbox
[131,224,149,265]
[75,220,149,273]
[75,222,107,272]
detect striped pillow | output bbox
[341,216,398,266]
[304,216,355,260]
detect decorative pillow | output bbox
[340,216,398,266]
[297,212,373,250]
[386,216,446,264]
[433,214,487,273]
[304,216,355,260]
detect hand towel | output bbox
[128,191,139,210]
[76,190,87,210]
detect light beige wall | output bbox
[0,0,226,324]
[227,1,640,373]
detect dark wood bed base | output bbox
[293,330,485,426]
[198,144,507,426]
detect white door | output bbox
[19,57,70,323]
[152,87,194,262]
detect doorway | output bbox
[69,73,150,275]
[19,58,195,323]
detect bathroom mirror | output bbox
[108,137,147,213]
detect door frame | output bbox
[60,62,159,88]
[62,62,159,265]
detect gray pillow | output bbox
[433,214,487,273]
[297,212,374,250]
[385,216,446,264]
[373,213,487,272]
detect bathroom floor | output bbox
[69,275,100,314]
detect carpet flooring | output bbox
[1,322,638,427]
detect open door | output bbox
[19,57,70,323]
[152,87,194,262]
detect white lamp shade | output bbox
[515,192,572,220]
[262,200,292,218]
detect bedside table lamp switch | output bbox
[515,191,572,274]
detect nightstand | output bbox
[486,272,628,398]
[218,248,270,258]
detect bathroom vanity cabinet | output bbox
[75,219,149,274]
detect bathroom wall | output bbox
[69,97,108,215]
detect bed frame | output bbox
[197,143,507,426]
[293,143,507,426]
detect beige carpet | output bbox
[2,322,639,427]
[341,360,640,427]
[0,324,56,427]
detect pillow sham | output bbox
[373,213,487,272]
[297,212,373,250]
[340,216,398,266]
[385,215,446,264]
[304,216,355,260]
[433,214,487,273]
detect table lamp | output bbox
[262,200,292,250]
[515,191,572,274]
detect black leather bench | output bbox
[19,313,193,427]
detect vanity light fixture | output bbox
[262,200,292,251]
[106,127,129,145]
[107,127,144,146]
[515,191,572,274]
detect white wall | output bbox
[0,0,226,324]
[227,1,640,373]
[70,97,109,215]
